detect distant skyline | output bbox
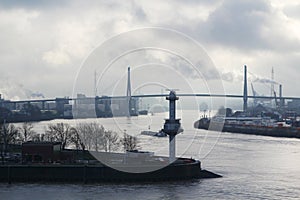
[1,0,300,100]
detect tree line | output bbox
[0,122,138,154]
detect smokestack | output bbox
[279,84,284,108]
[243,65,248,112]
[279,84,282,99]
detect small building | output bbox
[22,141,62,163]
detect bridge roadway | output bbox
[5,93,300,104]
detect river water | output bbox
[1,111,300,199]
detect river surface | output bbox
[1,111,300,199]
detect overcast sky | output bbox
[0,0,300,101]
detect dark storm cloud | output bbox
[193,0,300,52]
[202,0,270,49]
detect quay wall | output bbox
[0,160,220,183]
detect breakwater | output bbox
[0,159,221,183]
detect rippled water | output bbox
[1,111,300,199]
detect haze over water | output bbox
[1,110,300,199]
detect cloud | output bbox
[283,3,300,19]
[204,0,269,48]
[0,0,300,99]
[42,49,71,65]
[196,0,300,53]
[253,78,278,85]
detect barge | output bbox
[194,117,300,138]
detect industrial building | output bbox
[22,141,62,163]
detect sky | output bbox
[0,0,300,102]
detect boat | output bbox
[194,116,300,139]
[138,110,148,115]
[141,129,167,137]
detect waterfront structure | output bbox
[163,91,182,163]
[0,90,221,183]
[22,142,62,163]
[0,93,139,122]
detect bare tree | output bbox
[43,122,121,152]
[4,124,21,145]
[75,123,91,150]
[19,122,36,142]
[103,130,120,152]
[90,123,105,152]
[121,132,139,152]
[0,123,21,158]
[75,122,120,152]
[75,122,104,152]
[70,127,85,151]
[45,123,72,149]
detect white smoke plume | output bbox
[0,78,45,100]
[252,78,278,85]
[219,69,279,85]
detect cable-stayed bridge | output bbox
[1,66,300,122]
[3,93,300,104]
